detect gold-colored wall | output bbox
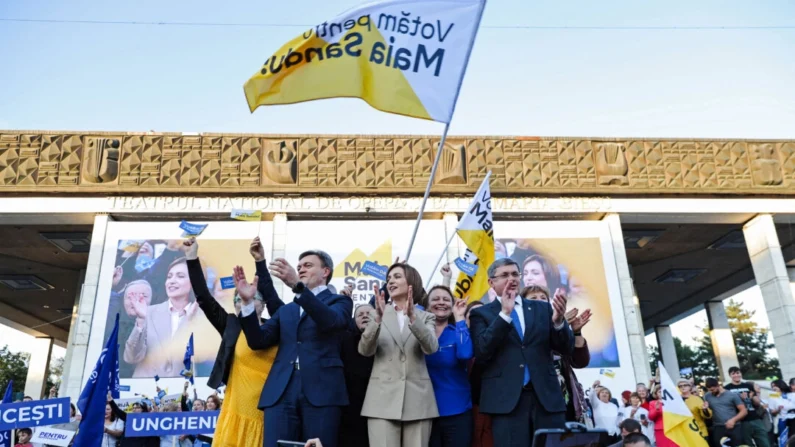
[0,131,793,195]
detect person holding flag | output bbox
[655,362,710,447]
[74,314,122,447]
[180,333,195,385]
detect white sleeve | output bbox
[240,300,257,317]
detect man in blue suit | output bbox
[238,250,353,447]
[470,258,574,447]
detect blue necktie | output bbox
[510,306,531,386]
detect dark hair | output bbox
[17,428,32,436]
[773,379,789,394]
[521,254,561,290]
[624,433,651,446]
[465,300,483,318]
[728,366,741,374]
[705,378,720,388]
[520,284,550,301]
[167,256,188,272]
[105,402,117,422]
[299,250,334,284]
[386,263,426,307]
[789,377,795,386]
[427,285,456,325]
[206,394,222,410]
[487,258,520,279]
[619,417,642,433]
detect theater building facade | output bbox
[0,130,793,401]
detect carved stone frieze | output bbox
[0,131,793,195]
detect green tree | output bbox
[0,345,29,396]
[46,356,64,394]
[695,299,781,380]
[648,336,717,384]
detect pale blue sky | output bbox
[0,1,791,360]
[1,0,794,137]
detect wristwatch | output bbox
[292,282,306,294]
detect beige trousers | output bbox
[367,418,433,447]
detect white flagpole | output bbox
[404,0,488,262]
[424,231,457,291]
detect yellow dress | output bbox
[212,332,277,447]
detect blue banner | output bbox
[0,381,12,447]
[179,221,208,236]
[125,411,220,437]
[780,427,789,447]
[0,398,71,430]
[119,385,131,392]
[361,261,388,281]
[454,257,479,277]
[219,276,236,290]
[679,367,693,375]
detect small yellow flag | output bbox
[231,209,262,221]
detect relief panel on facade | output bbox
[0,131,793,194]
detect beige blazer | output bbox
[124,300,194,378]
[358,306,439,421]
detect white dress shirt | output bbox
[241,284,329,368]
[496,296,566,332]
[393,302,408,332]
[168,300,187,337]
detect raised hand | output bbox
[48,386,57,399]
[341,284,354,297]
[373,284,386,324]
[233,265,259,303]
[440,263,452,279]
[131,295,148,320]
[551,288,568,326]
[112,266,123,286]
[501,288,517,316]
[406,285,416,323]
[565,308,578,323]
[453,298,467,322]
[183,381,189,396]
[571,309,592,333]
[269,258,299,288]
[183,237,199,260]
[249,237,265,262]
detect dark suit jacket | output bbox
[240,287,353,409]
[186,258,284,389]
[470,297,574,415]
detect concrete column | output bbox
[743,214,795,379]
[705,300,740,383]
[61,214,112,402]
[58,269,85,398]
[271,213,288,301]
[443,213,459,266]
[603,213,651,385]
[23,337,54,399]
[654,325,680,382]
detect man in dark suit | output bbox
[239,250,353,447]
[470,257,574,447]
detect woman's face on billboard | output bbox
[523,260,547,288]
[166,263,191,300]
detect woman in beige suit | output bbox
[359,262,439,447]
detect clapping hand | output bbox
[341,284,354,297]
[373,284,386,324]
[269,258,299,288]
[233,265,259,303]
[249,237,265,262]
[569,309,593,333]
[453,298,467,322]
[551,288,568,326]
[406,285,416,324]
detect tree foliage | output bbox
[0,345,29,396]
[648,298,781,383]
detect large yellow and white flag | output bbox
[244,0,485,123]
[453,172,494,303]
[659,361,709,447]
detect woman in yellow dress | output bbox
[183,237,283,447]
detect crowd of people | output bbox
[10,235,795,447]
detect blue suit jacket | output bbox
[470,297,574,415]
[240,287,353,409]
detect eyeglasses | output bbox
[491,272,520,280]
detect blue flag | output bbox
[74,313,120,447]
[0,380,12,447]
[180,333,195,385]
